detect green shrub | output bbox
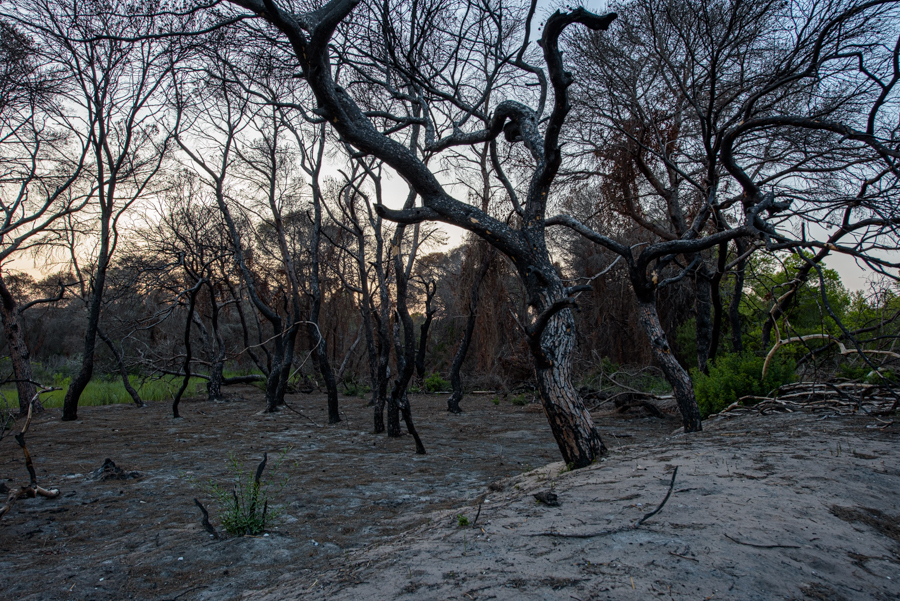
[207,451,290,536]
[341,376,371,398]
[693,353,796,417]
[424,373,449,393]
[509,394,528,406]
[457,514,469,527]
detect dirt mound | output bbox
[89,458,142,481]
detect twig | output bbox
[280,398,323,428]
[193,498,219,539]
[472,497,484,527]
[531,467,678,538]
[635,467,678,527]
[724,533,799,549]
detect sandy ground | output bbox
[255,411,900,601]
[1,388,897,600]
[0,387,669,600]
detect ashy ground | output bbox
[0,388,898,601]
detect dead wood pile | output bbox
[711,381,898,418]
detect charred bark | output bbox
[415,280,437,380]
[636,300,702,432]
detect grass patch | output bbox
[0,375,207,409]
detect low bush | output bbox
[693,353,796,417]
[424,373,450,393]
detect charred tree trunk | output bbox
[694,263,713,373]
[0,274,40,415]
[707,242,728,365]
[309,183,340,424]
[207,361,224,402]
[447,247,494,413]
[97,327,143,407]
[636,299,702,432]
[173,283,202,419]
[415,280,437,380]
[387,315,403,438]
[729,239,748,353]
[62,249,108,421]
[388,230,426,453]
[529,288,606,468]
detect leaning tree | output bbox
[214,0,619,466]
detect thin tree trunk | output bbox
[694,263,713,372]
[447,247,494,413]
[309,183,340,424]
[0,275,40,415]
[729,239,748,353]
[636,299,702,432]
[61,257,108,421]
[173,283,201,419]
[97,327,143,407]
[415,280,437,380]
[708,242,728,365]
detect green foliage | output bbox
[693,353,796,417]
[457,514,469,527]
[491,397,500,405]
[207,451,290,536]
[740,253,851,353]
[0,373,206,408]
[424,373,449,393]
[341,375,371,398]
[674,318,698,370]
[509,393,528,406]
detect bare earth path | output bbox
[2,388,898,600]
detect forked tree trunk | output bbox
[636,299,702,432]
[0,276,40,415]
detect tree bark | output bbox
[636,299,702,432]
[532,300,606,468]
[0,274,40,415]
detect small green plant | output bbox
[693,352,796,417]
[491,397,500,405]
[206,450,291,536]
[424,373,450,393]
[341,376,372,398]
[457,514,469,527]
[509,394,528,406]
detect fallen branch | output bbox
[724,533,800,549]
[0,394,60,520]
[531,467,678,538]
